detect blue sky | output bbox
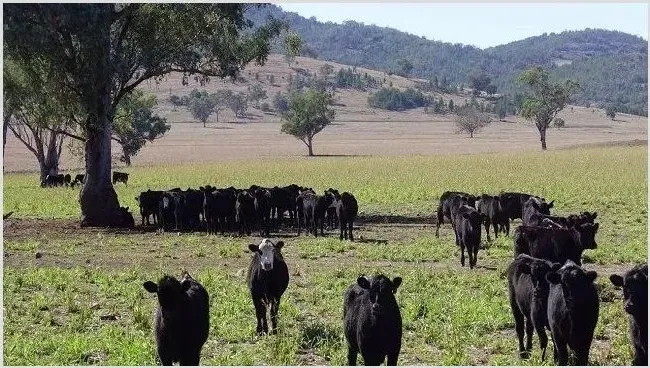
[278,3,648,49]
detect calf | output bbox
[476,194,509,241]
[546,260,599,365]
[344,274,403,366]
[435,191,476,237]
[143,272,210,366]
[522,197,554,226]
[254,188,272,237]
[335,192,358,241]
[247,239,290,335]
[513,223,599,265]
[453,205,484,269]
[610,264,648,366]
[236,191,256,236]
[507,254,561,361]
[112,171,129,185]
[136,190,163,226]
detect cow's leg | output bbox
[253,297,266,336]
[339,221,345,241]
[347,345,358,366]
[524,317,534,353]
[435,206,443,237]
[158,346,173,366]
[348,221,354,241]
[511,301,527,358]
[536,323,548,362]
[493,219,499,239]
[386,351,399,366]
[459,243,465,267]
[270,297,281,335]
[554,338,568,365]
[320,216,325,236]
[472,245,479,268]
[484,220,491,242]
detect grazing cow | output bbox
[42,174,65,187]
[334,191,358,241]
[610,264,648,366]
[63,174,71,186]
[247,239,289,335]
[513,223,599,265]
[254,188,272,237]
[136,190,163,226]
[70,174,85,188]
[143,272,210,366]
[344,274,403,366]
[476,194,509,241]
[546,260,599,365]
[435,191,476,237]
[522,197,554,227]
[236,191,255,236]
[507,254,561,360]
[453,205,484,269]
[112,171,129,185]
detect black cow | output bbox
[112,171,129,185]
[42,174,65,187]
[476,194,509,241]
[435,191,476,237]
[296,191,334,237]
[254,188,272,237]
[143,272,210,366]
[203,189,235,235]
[183,189,204,231]
[499,192,535,222]
[507,254,561,360]
[270,184,300,229]
[158,191,181,231]
[546,260,599,365]
[313,191,335,237]
[136,190,163,226]
[453,204,484,269]
[610,264,648,366]
[236,191,256,236]
[522,197,554,226]
[70,174,85,188]
[344,274,403,366]
[247,239,289,335]
[334,191,358,241]
[513,223,599,265]
[325,188,340,230]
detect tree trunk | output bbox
[470,131,474,138]
[539,126,547,150]
[203,120,206,128]
[3,113,9,165]
[307,136,314,156]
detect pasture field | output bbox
[3,144,648,365]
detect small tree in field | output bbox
[248,84,267,108]
[605,105,616,120]
[281,88,335,156]
[454,105,491,138]
[517,67,581,150]
[227,92,248,118]
[284,32,302,67]
[186,90,219,127]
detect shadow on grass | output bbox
[356,214,434,225]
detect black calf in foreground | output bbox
[344,274,403,366]
[143,272,210,366]
[507,254,561,361]
[247,239,289,335]
[546,260,599,365]
[610,264,648,366]
[453,205,484,269]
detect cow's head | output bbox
[573,222,599,250]
[143,274,190,309]
[610,264,648,317]
[546,260,597,308]
[357,274,402,315]
[517,255,561,297]
[248,239,284,271]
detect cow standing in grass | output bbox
[143,272,209,366]
[247,239,289,335]
[344,274,403,366]
[610,264,648,366]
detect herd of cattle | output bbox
[40,171,129,187]
[140,190,647,366]
[135,185,359,240]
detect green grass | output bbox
[3,145,647,365]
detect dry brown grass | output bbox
[3,54,647,172]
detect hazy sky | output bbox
[278,3,648,49]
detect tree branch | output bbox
[44,125,85,141]
[8,123,39,157]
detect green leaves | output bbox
[280,89,335,147]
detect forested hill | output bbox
[245,4,648,116]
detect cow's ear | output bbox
[609,274,624,287]
[548,200,554,208]
[546,272,561,284]
[135,197,139,202]
[143,281,158,293]
[357,276,370,289]
[275,241,285,250]
[392,277,402,293]
[586,271,597,282]
[248,244,259,253]
[593,223,599,232]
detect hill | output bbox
[245,5,648,116]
